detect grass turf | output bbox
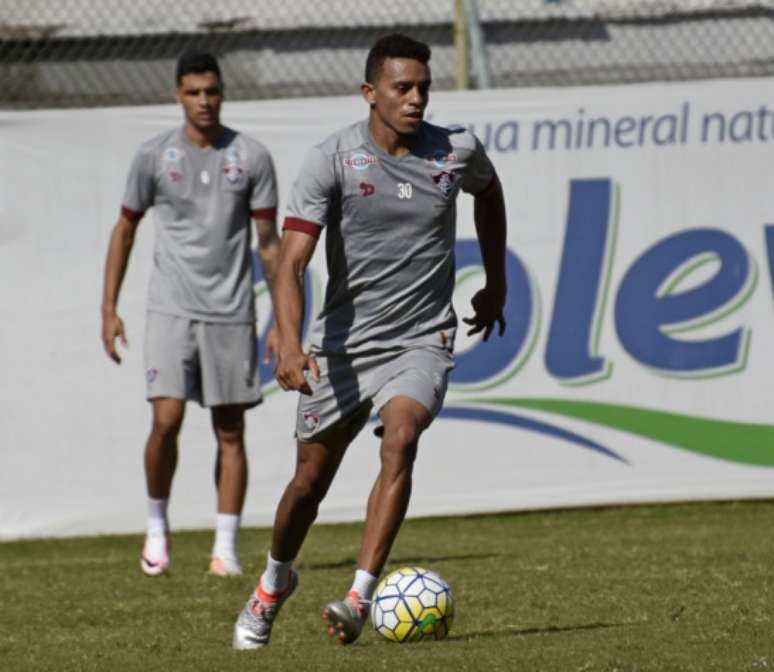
[1,500,772,672]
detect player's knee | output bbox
[288,475,327,509]
[382,420,422,452]
[380,431,419,476]
[214,425,245,450]
[151,415,183,441]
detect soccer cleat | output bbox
[208,556,243,577]
[233,569,299,649]
[140,533,170,576]
[322,591,369,645]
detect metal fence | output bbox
[1,0,773,108]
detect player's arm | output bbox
[253,214,281,362]
[273,229,319,394]
[101,210,142,364]
[463,174,507,340]
[254,216,280,290]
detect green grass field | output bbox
[1,500,772,672]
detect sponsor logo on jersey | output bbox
[303,412,321,431]
[359,182,375,196]
[432,170,457,196]
[163,147,183,163]
[343,153,377,170]
[425,151,458,167]
[167,169,183,183]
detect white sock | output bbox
[260,552,293,594]
[212,513,240,561]
[147,497,168,537]
[350,569,378,603]
[144,498,169,559]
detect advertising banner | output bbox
[1,76,772,538]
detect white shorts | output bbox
[295,346,454,442]
[144,312,262,408]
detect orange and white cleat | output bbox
[208,556,244,577]
[322,591,369,644]
[233,570,299,649]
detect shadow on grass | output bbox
[304,552,500,571]
[457,621,628,641]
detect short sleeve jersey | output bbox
[284,120,495,355]
[122,126,277,323]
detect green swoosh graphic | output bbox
[410,613,438,642]
[470,397,774,467]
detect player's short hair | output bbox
[365,33,431,84]
[175,51,222,86]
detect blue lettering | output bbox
[451,240,535,388]
[545,179,614,382]
[615,229,751,374]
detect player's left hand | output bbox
[264,325,280,364]
[462,286,506,341]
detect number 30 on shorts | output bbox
[397,182,413,199]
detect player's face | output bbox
[364,57,431,137]
[176,71,223,131]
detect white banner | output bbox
[2,77,773,539]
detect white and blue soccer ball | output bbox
[370,566,455,642]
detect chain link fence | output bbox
[1,0,773,108]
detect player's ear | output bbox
[361,82,376,109]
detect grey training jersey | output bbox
[122,126,277,323]
[284,120,495,355]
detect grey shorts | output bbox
[295,346,454,442]
[144,312,262,408]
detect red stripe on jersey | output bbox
[252,208,277,220]
[283,217,322,239]
[121,206,144,223]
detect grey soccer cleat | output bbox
[233,569,299,650]
[322,591,370,644]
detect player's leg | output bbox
[323,347,452,644]
[198,321,261,577]
[141,397,186,575]
[270,428,351,564]
[208,404,247,576]
[323,396,431,644]
[359,395,431,573]
[233,427,351,649]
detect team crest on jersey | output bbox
[223,146,244,184]
[223,164,244,184]
[303,412,321,431]
[146,368,159,383]
[432,170,457,196]
[343,153,377,170]
[425,151,458,168]
[163,147,183,163]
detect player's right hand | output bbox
[102,312,128,364]
[276,349,320,395]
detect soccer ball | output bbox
[370,566,454,642]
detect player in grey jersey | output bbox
[234,34,507,647]
[101,52,280,578]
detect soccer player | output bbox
[233,33,506,647]
[101,51,279,578]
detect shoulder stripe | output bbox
[283,217,322,239]
[121,206,144,223]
